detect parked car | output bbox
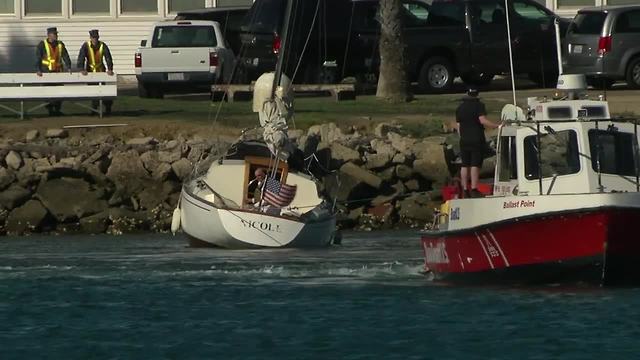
[238,0,568,92]
[174,6,250,56]
[135,21,236,98]
[564,5,640,89]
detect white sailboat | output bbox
[172,0,338,248]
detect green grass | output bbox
[0,93,504,138]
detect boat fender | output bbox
[171,207,181,235]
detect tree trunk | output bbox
[376,0,412,103]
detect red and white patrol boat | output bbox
[422,74,640,286]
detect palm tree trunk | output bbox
[376,0,412,103]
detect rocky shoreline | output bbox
[0,123,493,236]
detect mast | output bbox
[504,0,516,108]
[271,0,295,100]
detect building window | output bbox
[121,0,158,13]
[608,0,638,5]
[25,0,62,15]
[0,0,14,14]
[73,0,110,14]
[168,0,205,13]
[217,0,252,6]
[556,0,595,8]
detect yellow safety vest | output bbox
[42,40,63,72]
[87,41,105,72]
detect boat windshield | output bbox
[524,130,581,180]
[589,130,637,177]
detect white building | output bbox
[0,0,251,75]
[0,0,635,75]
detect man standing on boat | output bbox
[455,88,500,198]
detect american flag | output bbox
[263,177,297,208]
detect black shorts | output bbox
[460,144,484,167]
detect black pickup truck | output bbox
[238,0,569,92]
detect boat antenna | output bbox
[504,0,517,108]
[271,0,295,100]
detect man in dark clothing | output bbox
[35,27,71,116]
[77,29,115,115]
[455,88,500,198]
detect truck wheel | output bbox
[461,72,494,87]
[138,81,150,98]
[418,57,454,93]
[626,57,640,89]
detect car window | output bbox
[615,10,640,34]
[241,0,284,33]
[426,0,465,27]
[569,12,607,35]
[512,0,551,22]
[152,26,217,48]
[470,0,507,26]
[402,1,430,27]
[353,2,380,32]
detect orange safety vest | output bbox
[42,40,63,72]
[87,41,105,72]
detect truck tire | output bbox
[626,57,640,89]
[138,81,150,98]
[418,57,454,93]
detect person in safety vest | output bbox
[35,27,71,116]
[77,29,115,115]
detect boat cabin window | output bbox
[582,106,606,118]
[499,136,518,181]
[547,107,572,119]
[588,130,637,177]
[524,130,580,180]
[244,157,288,206]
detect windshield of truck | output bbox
[241,0,284,33]
[152,26,217,47]
[569,12,607,35]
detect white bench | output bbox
[0,73,118,119]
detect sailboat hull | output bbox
[180,188,336,249]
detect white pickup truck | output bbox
[135,20,235,98]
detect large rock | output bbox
[388,132,416,154]
[308,123,346,143]
[126,137,157,146]
[395,164,413,180]
[412,138,450,185]
[33,158,53,172]
[397,194,435,225]
[340,162,382,189]
[16,159,41,188]
[152,163,173,182]
[25,130,39,142]
[374,123,402,138]
[370,139,396,157]
[107,208,151,235]
[137,181,179,210]
[364,152,392,170]
[140,151,161,173]
[80,211,110,234]
[0,186,32,210]
[5,151,23,170]
[37,178,108,222]
[158,150,182,164]
[330,143,360,163]
[171,158,193,180]
[45,128,68,139]
[0,167,16,190]
[5,200,49,234]
[107,150,150,180]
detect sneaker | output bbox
[463,189,471,199]
[470,189,485,198]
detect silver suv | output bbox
[564,5,640,88]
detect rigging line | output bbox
[504,0,517,107]
[341,1,356,80]
[291,0,322,83]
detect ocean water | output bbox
[1,231,639,359]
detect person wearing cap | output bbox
[455,88,500,198]
[77,29,115,115]
[35,27,72,116]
